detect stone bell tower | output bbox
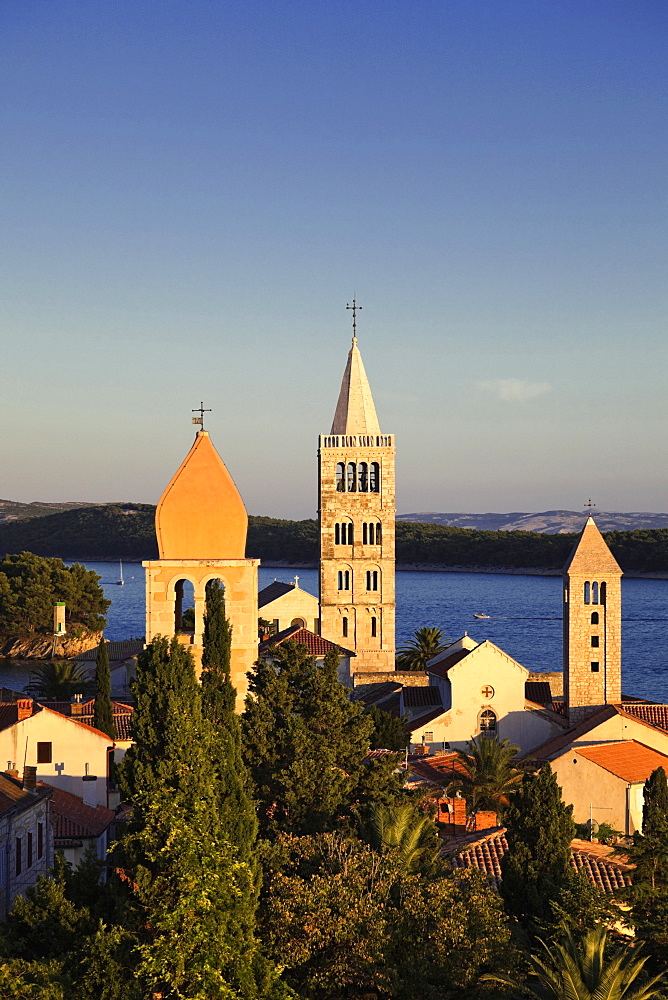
[143,425,258,706]
[563,516,622,722]
[318,304,396,672]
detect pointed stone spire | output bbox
[330,337,381,435]
[563,517,622,575]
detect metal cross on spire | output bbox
[584,498,596,512]
[346,296,362,341]
[191,401,212,430]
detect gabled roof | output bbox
[447,828,633,893]
[563,516,622,576]
[330,337,381,435]
[525,681,553,706]
[0,772,52,818]
[258,580,295,608]
[402,687,442,709]
[406,706,448,733]
[427,639,528,679]
[574,741,668,784]
[354,681,403,707]
[76,640,144,662]
[425,649,471,678]
[40,700,133,741]
[620,703,668,732]
[259,625,355,658]
[408,752,469,784]
[41,783,115,839]
[0,701,115,745]
[523,703,668,763]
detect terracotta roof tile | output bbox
[425,649,470,679]
[355,682,403,706]
[0,772,52,818]
[40,783,115,839]
[406,706,448,733]
[448,828,633,893]
[408,752,469,784]
[621,704,668,731]
[575,741,668,783]
[525,681,552,705]
[259,626,355,658]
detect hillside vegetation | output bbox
[1,504,668,572]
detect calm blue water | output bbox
[5,564,667,702]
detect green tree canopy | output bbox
[0,552,109,636]
[26,661,92,701]
[242,642,403,837]
[366,704,409,750]
[627,766,668,966]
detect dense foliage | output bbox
[93,638,115,740]
[627,767,668,967]
[4,507,668,571]
[0,552,109,635]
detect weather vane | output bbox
[346,296,362,339]
[191,401,211,430]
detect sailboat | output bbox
[117,560,124,586]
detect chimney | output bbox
[22,765,37,793]
[6,767,19,780]
[71,693,84,716]
[16,698,33,722]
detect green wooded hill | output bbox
[1,504,668,571]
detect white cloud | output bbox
[476,378,553,403]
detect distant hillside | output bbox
[2,503,668,573]
[398,510,668,534]
[0,499,101,524]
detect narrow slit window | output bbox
[335,523,340,545]
[342,616,348,638]
[376,523,382,544]
[37,823,43,860]
[358,462,368,492]
[591,635,600,648]
[336,463,345,492]
[600,582,607,605]
[370,462,380,493]
[584,582,590,604]
[27,833,33,868]
[347,523,353,545]
[591,612,599,624]
[371,616,377,637]
[363,523,368,545]
[592,582,599,605]
[347,463,356,492]
[369,523,375,544]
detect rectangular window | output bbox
[27,832,33,868]
[362,523,368,545]
[37,823,44,860]
[591,662,600,673]
[591,635,600,648]
[371,616,377,638]
[423,732,434,743]
[37,742,52,764]
[15,838,21,877]
[335,523,340,545]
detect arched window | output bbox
[362,523,368,545]
[174,579,195,635]
[337,570,350,591]
[369,462,380,493]
[584,582,590,604]
[371,616,377,638]
[358,462,368,492]
[479,709,497,733]
[591,612,599,624]
[335,523,340,545]
[592,582,599,605]
[347,463,356,492]
[600,582,606,605]
[369,523,375,544]
[342,617,348,638]
[336,463,345,492]
[366,570,379,591]
[347,523,353,544]
[335,522,353,545]
[376,522,382,544]
[291,618,306,628]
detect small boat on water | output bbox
[473,613,490,619]
[117,561,124,586]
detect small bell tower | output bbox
[563,516,622,722]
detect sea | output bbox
[4,564,668,703]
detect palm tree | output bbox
[483,925,664,999]
[447,736,522,818]
[365,803,441,874]
[395,627,449,671]
[26,661,92,701]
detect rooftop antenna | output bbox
[346,296,362,342]
[192,401,211,431]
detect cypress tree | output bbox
[629,766,668,964]
[200,580,258,861]
[118,637,262,999]
[93,637,115,740]
[501,764,575,929]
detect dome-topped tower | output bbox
[156,431,247,560]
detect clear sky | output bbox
[1,1,666,519]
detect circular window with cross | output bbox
[480,684,495,700]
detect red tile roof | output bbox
[447,828,633,893]
[525,681,553,705]
[524,703,668,763]
[574,741,668,784]
[620,703,668,731]
[408,752,469,784]
[40,783,115,839]
[39,701,133,741]
[403,687,442,709]
[259,625,355,658]
[425,649,471,678]
[0,772,52,818]
[406,706,448,733]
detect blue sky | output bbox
[1,1,666,518]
